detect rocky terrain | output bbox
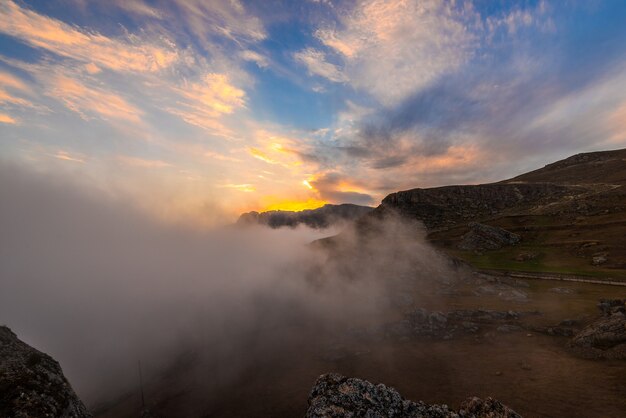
[91,149,626,417]
[306,373,521,418]
[458,223,520,252]
[377,148,626,278]
[237,203,373,229]
[569,299,626,359]
[0,326,90,417]
[379,182,585,230]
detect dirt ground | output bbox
[95,278,626,418]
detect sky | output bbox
[1,0,626,226]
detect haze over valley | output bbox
[1,1,626,417]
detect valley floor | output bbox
[96,274,626,418]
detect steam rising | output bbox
[0,162,456,408]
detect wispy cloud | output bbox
[0,112,18,124]
[294,48,347,83]
[239,50,268,68]
[48,73,142,122]
[55,150,86,163]
[116,155,172,168]
[312,0,479,105]
[169,0,266,45]
[0,0,178,73]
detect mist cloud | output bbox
[0,162,456,409]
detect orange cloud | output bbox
[0,113,18,124]
[0,89,33,107]
[117,155,172,168]
[0,71,35,108]
[219,183,256,192]
[0,71,30,92]
[412,144,484,173]
[54,150,85,163]
[49,75,142,122]
[167,73,245,136]
[0,0,178,73]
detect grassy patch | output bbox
[449,245,626,280]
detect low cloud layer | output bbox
[0,162,455,407]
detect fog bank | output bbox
[0,162,457,408]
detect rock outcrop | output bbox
[237,203,373,229]
[458,223,520,251]
[0,325,91,418]
[378,183,584,230]
[569,299,626,359]
[305,373,521,418]
[382,308,537,340]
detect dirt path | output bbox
[478,269,626,286]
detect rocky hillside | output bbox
[379,182,585,230]
[237,203,373,229]
[0,326,90,417]
[376,148,626,279]
[505,148,626,185]
[306,373,521,418]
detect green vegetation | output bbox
[450,245,626,280]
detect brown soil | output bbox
[95,279,626,418]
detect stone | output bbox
[514,252,538,262]
[591,254,608,265]
[497,325,523,333]
[0,326,91,418]
[458,223,521,251]
[548,287,575,295]
[569,301,626,360]
[305,373,522,418]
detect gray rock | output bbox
[385,308,537,340]
[570,300,626,359]
[458,223,521,251]
[514,252,537,262]
[0,326,91,418]
[474,284,529,302]
[305,373,522,417]
[569,314,626,359]
[548,287,575,295]
[497,325,523,333]
[597,299,625,316]
[591,254,607,265]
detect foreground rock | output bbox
[306,373,521,417]
[0,326,91,418]
[569,299,626,359]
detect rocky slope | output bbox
[237,203,373,229]
[569,299,626,360]
[379,182,585,230]
[0,326,90,418]
[306,373,521,418]
[505,148,626,185]
[376,148,626,278]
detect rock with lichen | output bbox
[0,325,91,418]
[569,299,626,359]
[305,373,521,418]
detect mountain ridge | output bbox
[374,147,626,279]
[237,203,374,229]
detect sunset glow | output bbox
[1,0,625,224]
